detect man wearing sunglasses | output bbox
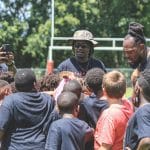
[57,30,106,76]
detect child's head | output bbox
[63,79,82,99]
[103,70,126,99]
[0,79,12,101]
[85,68,105,95]
[39,73,60,92]
[14,69,36,92]
[57,91,79,116]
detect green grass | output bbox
[125,87,133,98]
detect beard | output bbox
[128,56,143,69]
[75,53,89,63]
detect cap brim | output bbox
[68,38,98,45]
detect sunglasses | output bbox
[74,44,90,49]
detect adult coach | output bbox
[57,30,106,76]
[123,22,150,81]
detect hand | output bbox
[0,51,14,65]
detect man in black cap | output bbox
[0,69,55,150]
[57,30,106,76]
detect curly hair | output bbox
[85,68,105,94]
[39,73,60,91]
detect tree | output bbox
[0,0,149,69]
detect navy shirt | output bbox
[124,104,150,150]
[45,118,93,150]
[57,57,106,76]
[0,92,55,150]
[138,48,150,71]
[78,94,109,129]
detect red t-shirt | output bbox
[94,99,134,150]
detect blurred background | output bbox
[0,0,150,87]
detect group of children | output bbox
[0,68,148,150]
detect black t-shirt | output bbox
[0,92,55,150]
[57,57,106,76]
[45,118,93,150]
[139,48,150,71]
[124,104,150,150]
[78,94,109,129]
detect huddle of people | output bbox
[0,21,149,150]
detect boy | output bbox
[124,70,150,150]
[78,68,109,150]
[45,91,93,150]
[78,68,108,129]
[0,69,55,150]
[94,70,134,150]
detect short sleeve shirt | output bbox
[78,94,109,128]
[45,118,93,150]
[57,57,106,76]
[94,99,133,150]
[123,104,150,150]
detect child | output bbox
[78,68,109,129]
[63,79,82,100]
[45,91,93,150]
[78,68,109,150]
[94,70,134,150]
[38,72,60,96]
[124,70,150,150]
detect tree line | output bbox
[0,0,149,69]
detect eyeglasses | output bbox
[123,46,137,55]
[74,44,90,49]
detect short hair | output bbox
[63,79,82,98]
[57,91,79,114]
[103,70,126,98]
[137,69,150,101]
[85,68,105,94]
[125,22,146,45]
[14,69,36,92]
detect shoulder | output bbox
[136,104,150,117]
[58,58,72,66]
[89,57,106,71]
[1,93,16,108]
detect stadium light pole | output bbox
[46,0,54,74]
